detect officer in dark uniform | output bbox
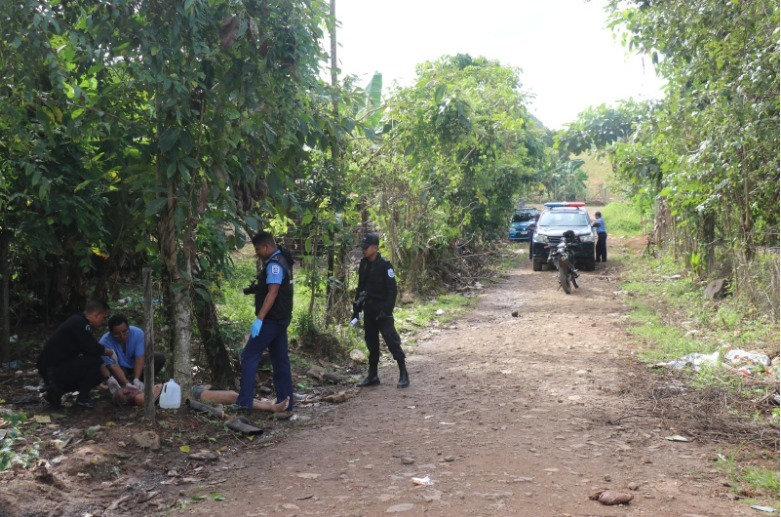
[353,234,409,389]
[36,300,118,408]
[236,231,295,412]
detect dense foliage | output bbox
[2,0,777,381]
[561,0,779,315]
[360,55,546,288]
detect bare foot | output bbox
[272,397,290,413]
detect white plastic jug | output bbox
[159,378,181,409]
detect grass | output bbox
[622,262,778,364]
[599,201,647,237]
[395,294,476,334]
[215,246,479,362]
[614,212,779,509]
[576,152,613,201]
[717,451,780,506]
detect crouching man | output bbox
[36,300,118,409]
[99,314,165,390]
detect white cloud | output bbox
[331,0,664,129]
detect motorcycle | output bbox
[545,229,579,294]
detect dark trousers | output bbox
[44,355,104,401]
[364,309,405,366]
[596,232,608,262]
[237,318,293,410]
[117,352,166,382]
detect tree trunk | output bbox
[0,229,10,366]
[142,268,155,423]
[158,183,193,410]
[702,211,715,275]
[192,286,235,389]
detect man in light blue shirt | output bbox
[100,314,165,389]
[592,211,608,263]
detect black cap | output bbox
[360,234,380,248]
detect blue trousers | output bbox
[236,318,293,410]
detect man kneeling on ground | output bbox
[99,314,165,390]
[37,300,118,409]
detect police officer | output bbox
[354,234,409,389]
[592,211,608,263]
[36,300,118,409]
[235,231,295,412]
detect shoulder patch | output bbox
[387,268,395,278]
[85,324,92,332]
[271,264,281,275]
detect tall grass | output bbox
[599,201,646,237]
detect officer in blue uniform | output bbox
[592,211,608,263]
[236,231,295,412]
[353,234,409,389]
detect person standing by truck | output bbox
[592,211,608,263]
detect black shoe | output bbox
[75,396,95,409]
[397,372,410,389]
[356,375,380,388]
[44,384,64,408]
[224,404,251,414]
[397,362,410,389]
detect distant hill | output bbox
[575,153,620,205]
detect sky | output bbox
[331,0,665,130]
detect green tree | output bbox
[366,54,546,289]
[606,0,779,311]
[0,0,333,387]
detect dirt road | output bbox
[177,247,753,517]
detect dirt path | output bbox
[176,248,753,517]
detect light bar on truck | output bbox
[543,201,586,208]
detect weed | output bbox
[717,451,780,502]
[0,411,40,471]
[743,467,780,493]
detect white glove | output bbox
[350,317,359,327]
[132,378,144,390]
[108,349,118,364]
[125,382,134,389]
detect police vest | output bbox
[255,253,293,321]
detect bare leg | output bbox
[255,396,289,413]
[200,390,289,413]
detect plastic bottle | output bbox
[159,378,181,409]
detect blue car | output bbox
[508,208,539,242]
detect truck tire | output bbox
[532,258,543,272]
[582,257,596,271]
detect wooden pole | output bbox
[142,268,155,423]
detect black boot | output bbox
[357,364,380,387]
[397,361,409,389]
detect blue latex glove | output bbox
[250,318,263,338]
